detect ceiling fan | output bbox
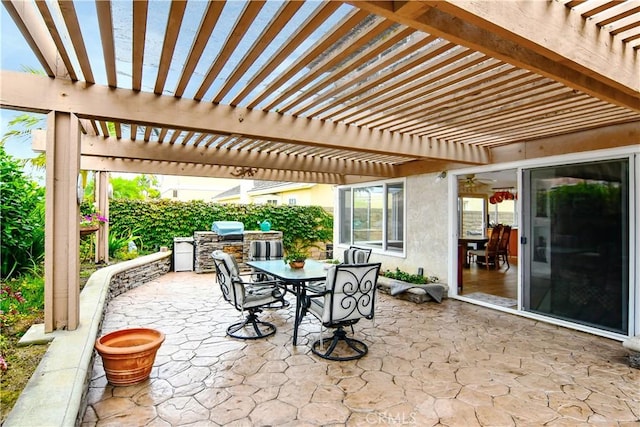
[459,174,494,191]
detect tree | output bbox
[84,174,160,201]
[134,174,160,199]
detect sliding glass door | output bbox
[522,159,630,334]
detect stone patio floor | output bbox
[82,272,639,426]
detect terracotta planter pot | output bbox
[289,260,305,269]
[95,328,165,386]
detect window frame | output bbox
[337,178,406,256]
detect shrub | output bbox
[0,147,45,279]
[0,274,45,330]
[381,268,438,284]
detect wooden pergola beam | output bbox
[79,156,362,185]
[490,121,640,163]
[0,71,491,165]
[351,1,639,111]
[31,131,399,178]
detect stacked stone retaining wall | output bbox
[108,256,172,300]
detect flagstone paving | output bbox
[82,272,639,426]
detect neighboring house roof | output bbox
[250,181,290,191]
[213,185,241,201]
[247,181,316,196]
[213,181,321,201]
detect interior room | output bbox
[457,169,518,308]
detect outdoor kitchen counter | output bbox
[193,230,283,273]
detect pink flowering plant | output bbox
[80,212,108,228]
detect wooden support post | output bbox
[44,111,81,332]
[95,171,110,264]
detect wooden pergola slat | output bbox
[396,78,558,135]
[173,1,225,98]
[262,16,396,111]
[290,30,434,117]
[211,1,304,104]
[428,96,600,140]
[246,8,371,109]
[460,109,639,145]
[353,60,512,129]
[229,2,342,106]
[437,102,628,143]
[315,38,457,120]
[591,2,640,25]
[2,0,55,76]
[95,0,117,88]
[609,15,640,35]
[153,0,187,95]
[131,0,147,91]
[194,1,266,101]
[572,0,619,17]
[33,0,77,80]
[57,0,94,83]
[398,82,573,134]
[336,49,488,125]
[180,131,195,146]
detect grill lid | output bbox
[211,221,245,236]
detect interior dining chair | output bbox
[468,225,503,269]
[496,225,512,270]
[305,263,381,361]
[211,250,285,339]
[343,246,372,264]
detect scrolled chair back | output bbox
[322,263,381,325]
[211,250,244,310]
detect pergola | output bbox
[1,0,639,332]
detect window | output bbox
[458,196,486,236]
[338,180,405,253]
[488,199,517,227]
[266,199,277,205]
[288,198,297,205]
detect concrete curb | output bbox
[4,252,172,427]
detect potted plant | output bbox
[80,211,108,237]
[284,239,312,269]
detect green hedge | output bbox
[108,199,333,251]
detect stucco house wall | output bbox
[337,173,450,284]
[275,185,334,210]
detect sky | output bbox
[1,6,44,160]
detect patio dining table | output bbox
[246,259,328,345]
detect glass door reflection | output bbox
[523,159,629,334]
